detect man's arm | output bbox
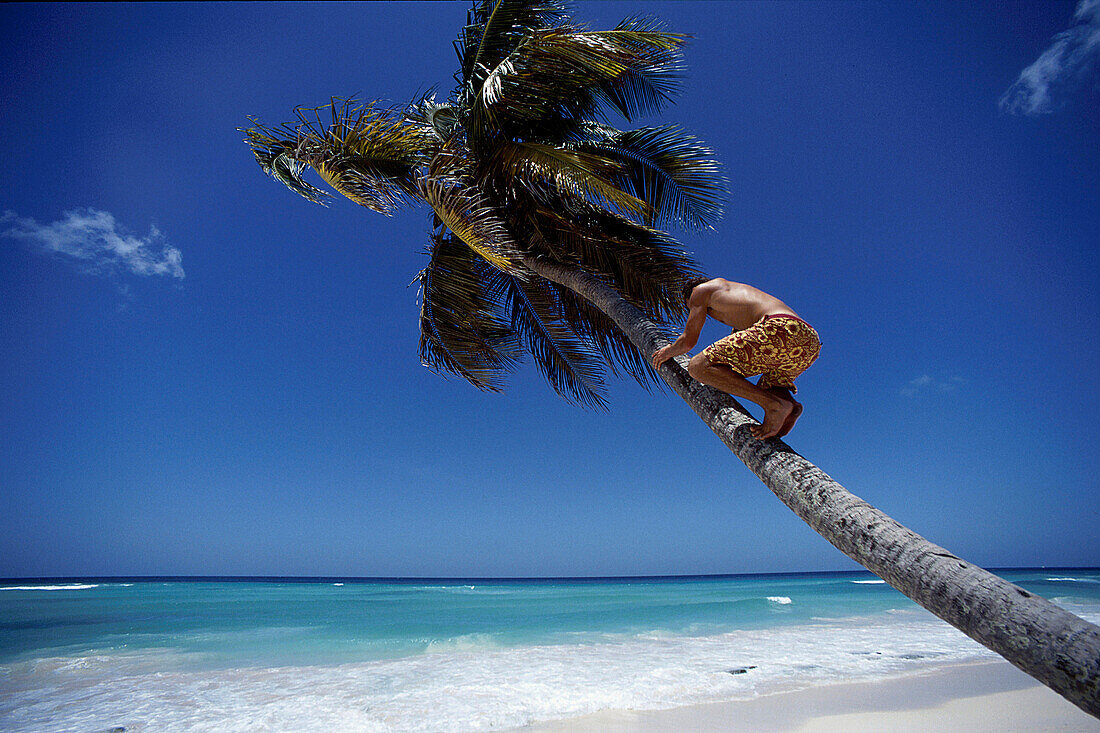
[651,301,708,369]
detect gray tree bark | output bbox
[525,255,1100,718]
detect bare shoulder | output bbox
[687,278,723,307]
[725,281,777,301]
[709,279,757,300]
[689,278,777,311]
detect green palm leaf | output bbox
[515,194,699,321]
[594,17,685,121]
[242,125,332,205]
[456,0,568,92]
[487,267,609,408]
[244,1,725,407]
[418,177,524,274]
[297,101,438,214]
[490,141,650,221]
[470,25,685,143]
[244,101,438,214]
[418,232,522,391]
[554,284,660,389]
[576,125,725,230]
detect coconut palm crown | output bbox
[242,0,724,407]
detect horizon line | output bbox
[2,566,1094,584]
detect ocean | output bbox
[1,569,1098,732]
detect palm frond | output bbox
[490,141,650,220]
[309,163,405,213]
[575,125,725,230]
[426,135,476,180]
[243,102,438,213]
[417,232,522,391]
[243,2,717,408]
[470,25,686,142]
[594,17,685,121]
[553,284,661,389]
[418,177,524,274]
[455,0,568,92]
[486,266,609,408]
[406,94,462,140]
[294,100,437,214]
[241,123,331,205]
[524,201,700,320]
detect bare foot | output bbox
[751,397,794,439]
[776,399,802,438]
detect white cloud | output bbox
[999,0,1100,115]
[2,208,184,279]
[901,374,966,397]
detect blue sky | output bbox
[1,1,1097,578]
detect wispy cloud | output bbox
[901,374,966,397]
[999,0,1100,115]
[2,208,184,279]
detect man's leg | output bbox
[687,354,794,439]
[765,386,802,438]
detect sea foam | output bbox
[7,610,1079,733]
[2,573,1096,732]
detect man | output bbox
[651,278,821,440]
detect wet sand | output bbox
[515,660,1099,732]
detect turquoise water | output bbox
[2,569,1098,732]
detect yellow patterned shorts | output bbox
[701,314,821,393]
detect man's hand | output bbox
[652,300,708,369]
[651,330,698,369]
[651,345,678,370]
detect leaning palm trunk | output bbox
[526,255,1100,718]
[242,1,1098,716]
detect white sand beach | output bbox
[517,660,1099,732]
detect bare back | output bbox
[690,279,799,331]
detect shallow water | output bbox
[1,569,1097,732]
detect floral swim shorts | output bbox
[701,314,821,393]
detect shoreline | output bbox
[514,660,1099,732]
[4,572,1097,732]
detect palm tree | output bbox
[242,0,1099,716]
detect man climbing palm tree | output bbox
[651,278,820,439]
[242,0,1100,714]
